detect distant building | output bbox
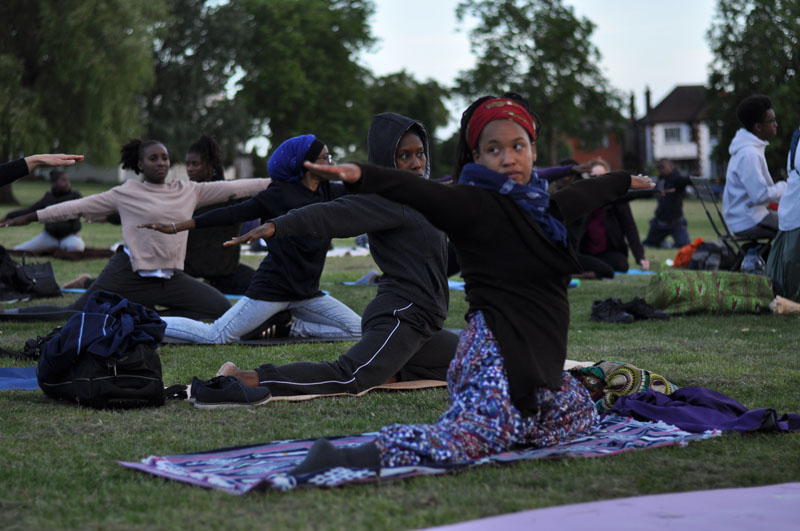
[638,85,718,178]
[567,131,624,171]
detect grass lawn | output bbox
[1,178,799,530]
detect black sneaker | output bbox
[620,297,670,320]
[240,310,293,341]
[191,376,271,409]
[590,298,634,324]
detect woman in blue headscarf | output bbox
[141,134,362,343]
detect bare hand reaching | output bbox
[25,154,85,171]
[0,212,37,227]
[224,222,276,247]
[138,219,194,234]
[304,161,361,183]
[630,174,655,190]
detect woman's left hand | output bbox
[639,259,650,270]
[630,174,655,190]
[304,161,361,183]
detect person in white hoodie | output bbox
[766,127,800,302]
[722,94,785,239]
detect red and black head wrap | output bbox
[466,98,537,151]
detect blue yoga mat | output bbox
[0,366,39,391]
[343,279,580,290]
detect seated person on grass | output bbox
[2,169,85,253]
[140,134,362,343]
[642,158,692,249]
[570,158,649,279]
[0,138,268,321]
[214,112,459,397]
[66,135,257,295]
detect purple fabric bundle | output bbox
[608,386,800,433]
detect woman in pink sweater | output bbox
[0,138,269,321]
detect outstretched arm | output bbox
[0,211,38,227]
[304,161,481,236]
[1,154,84,187]
[551,172,653,224]
[24,154,84,172]
[224,194,405,246]
[138,219,196,234]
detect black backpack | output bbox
[688,241,738,271]
[38,341,166,409]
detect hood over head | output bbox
[729,127,768,157]
[367,112,431,178]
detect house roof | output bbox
[643,85,707,123]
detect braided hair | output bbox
[187,134,224,181]
[119,138,165,174]
[452,92,541,180]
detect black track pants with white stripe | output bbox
[255,292,458,396]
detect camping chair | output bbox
[689,176,773,270]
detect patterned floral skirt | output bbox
[375,311,598,467]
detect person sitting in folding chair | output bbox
[722,94,785,240]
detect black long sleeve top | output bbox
[193,180,345,301]
[272,192,449,323]
[350,164,631,415]
[8,189,83,238]
[0,158,29,187]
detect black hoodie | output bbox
[271,113,449,321]
[8,187,82,239]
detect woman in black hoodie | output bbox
[217,113,459,397]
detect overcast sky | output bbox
[361,0,717,136]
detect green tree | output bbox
[455,0,624,166]
[367,71,450,139]
[707,0,800,176]
[361,70,450,174]
[145,0,253,164]
[0,0,162,202]
[233,0,375,155]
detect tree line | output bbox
[1,0,797,190]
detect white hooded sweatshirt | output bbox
[777,130,800,231]
[722,128,786,233]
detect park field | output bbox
[1,177,798,530]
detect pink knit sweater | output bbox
[37,178,270,271]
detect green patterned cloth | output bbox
[569,360,679,414]
[644,270,773,315]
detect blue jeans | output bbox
[643,216,690,248]
[162,294,361,344]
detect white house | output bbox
[641,85,718,178]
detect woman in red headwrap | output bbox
[289,93,655,475]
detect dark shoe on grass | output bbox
[191,375,271,409]
[620,297,670,320]
[240,310,293,341]
[590,298,634,324]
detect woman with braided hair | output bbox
[0,138,268,321]
[289,93,655,474]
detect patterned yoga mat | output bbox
[119,414,720,495]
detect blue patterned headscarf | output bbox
[267,134,319,182]
[458,162,568,246]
